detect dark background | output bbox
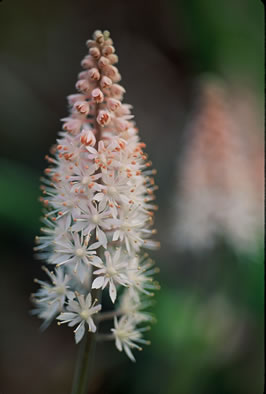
[0,1,264,394]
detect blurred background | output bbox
[0,1,264,393]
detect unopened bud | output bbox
[110,84,126,99]
[89,47,101,59]
[67,94,85,106]
[75,79,90,93]
[100,76,112,89]
[112,72,121,83]
[81,55,94,69]
[94,30,104,44]
[107,54,118,64]
[102,45,115,56]
[74,100,90,115]
[78,71,88,80]
[88,68,100,81]
[115,118,129,132]
[86,39,96,48]
[62,118,82,135]
[98,56,110,69]
[107,98,121,112]
[91,88,104,103]
[97,110,111,126]
[104,65,119,81]
[103,30,110,39]
[117,104,133,116]
[80,129,96,146]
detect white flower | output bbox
[111,316,149,362]
[119,290,154,324]
[127,255,159,301]
[50,233,100,280]
[57,293,101,343]
[32,266,73,329]
[71,203,114,248]
[68,163,102,195]
[93,171,129,215]
[91,249,130,303]
[112,207,146,253]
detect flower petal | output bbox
[74,321,85,344]
[92,276,105,289]
[109,280,117,303]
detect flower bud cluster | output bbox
[32,30,159,361]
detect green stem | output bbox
[71,286,102,394]
[71,331,96,394]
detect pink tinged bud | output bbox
[81,55,94,69]
[78,71,88,80]
[62,118,82,134]
[74,100,90,115]
[107,54,118,64]
[115,118,129,132]
[112,72,121,83]
[110,84,126,99]
[102,45,115,56]
[92,88,104,103]
[104,65,119,81]
[97,110,111,126]
[93,31,104,45]
[67,94,86,106]
[80,129,96,146]
[105,39,113,47]
[86,39,96,48]
[88,68,100,81]
[89,47,101,59]
[100,76,112,89]
[107,98,121,112]
[98,56,110,69]
[119,104,133,115]
[76,79,90,93]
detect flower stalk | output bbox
[32,28,159,386]
[71,331,96,394]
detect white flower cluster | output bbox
[32,30,159,361]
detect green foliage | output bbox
[0,159,41,239]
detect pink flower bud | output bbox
[119,104,133,115]
[89,47,101,59]
[104,65,119,80]
[80,129,96,146]
[98,56,110,69]
[102,45,115,56]
[91,88,104,103]
[107,54,118,64]
[107,98,121,112]
[88,68,100,81]
[100,76,112,89]
[61,118,82,134]
[67,94,86,106]
[86,39,96,48]
[97,110,111,126]
[75,79,90,93]
[115,118,129,132]
[81,55,94,69]
[74,100,90,115]
[112,72,121,83]
[110,84,126,99]
[78,71,88,80]
[93,31,104,44]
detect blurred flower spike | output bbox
[173,77,264,254]
[32,30,159,361]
